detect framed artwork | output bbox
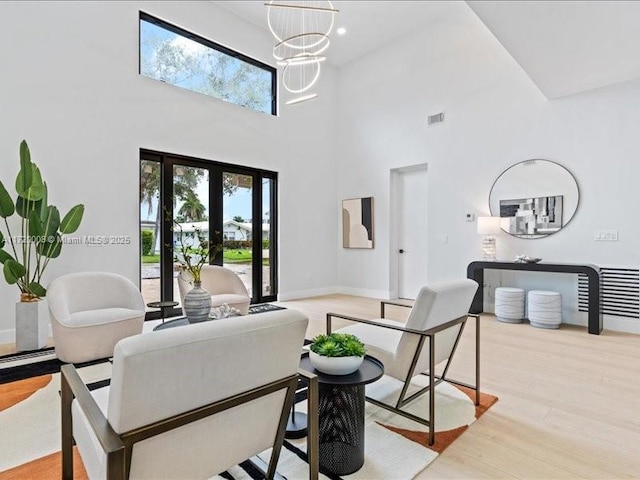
[342,197,374,249]
[499,195,563,236]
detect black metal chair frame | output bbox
[61,364,320,480]
[327,300,480,446]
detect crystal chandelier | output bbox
[265,1,338,105]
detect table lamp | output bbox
[477,216,501,261]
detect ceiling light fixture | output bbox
[265,1,338,105]
[336,27,346,35]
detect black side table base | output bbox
[285,411,308,439]
[318,383,365,476]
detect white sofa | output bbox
[48,272,145,363]
[62,309,309,480]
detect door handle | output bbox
[399,249,406,254]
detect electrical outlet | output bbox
[466,213,475,222]
[594,230,619,242]
[441,234,449,244]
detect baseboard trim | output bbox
[602,315,640,335]
[0,329,15,345]
[278,287,393,302]
[336,287,391,300]
[278,287,338,301]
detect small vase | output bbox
[183,281,211,323]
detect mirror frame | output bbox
[488,159,580,239]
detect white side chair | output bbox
[48,272,145,363]
[61,309,311,480]
[177,265,251,315]
[327,279,480,445]
[528,290,562,329]
[494,287,525,323]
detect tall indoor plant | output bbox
[0,140,84,350]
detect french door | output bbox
[140,150,277,320]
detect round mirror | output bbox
[489,159,579,239]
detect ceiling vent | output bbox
[427,112,445,126]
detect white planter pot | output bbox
[309,351,364,375]
[15,300,49,351]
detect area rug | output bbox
[0,351,110,385]
[248,303,286,314]
[0,360,497,480]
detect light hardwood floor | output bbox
[1,294,638,479]
[278,294,640,479]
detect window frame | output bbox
[139,149,279,321]
[139,11,278,116]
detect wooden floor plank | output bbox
[1,293,638,479]
[277,294,640,479]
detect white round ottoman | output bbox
[527,290,562,329]
[494,287,525,323]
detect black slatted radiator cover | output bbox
[579,267,639,319]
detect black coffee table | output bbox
[153,316,190,331]
[146,301,179,324]
[300,353,384,476]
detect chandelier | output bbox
[265,1,338,105]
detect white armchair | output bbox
[48,272,145,363]
[177,265,251,315]
[61,309,313,480]
[327,279,480,445]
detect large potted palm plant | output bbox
[0,140,84,351]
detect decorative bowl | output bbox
[309,351,364,375]
[514,255,542,264]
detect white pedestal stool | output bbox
[494,287,526,323]
[528,290,562,329]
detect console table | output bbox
[467,261,602,335]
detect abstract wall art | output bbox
[499,195,563,236]
[342,197,374,249]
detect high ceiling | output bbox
[215,1,640,99]
[467,1,640,99]
[214,1,455,67]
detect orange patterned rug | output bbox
[379,384,498,454]
[0,370,497,479]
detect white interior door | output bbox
[398,167,428,299]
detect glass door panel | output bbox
[141,150,277,320]
[262,177,274,297]
[222,172,254,297]
[140,159,161,311]
[173,165,210,308]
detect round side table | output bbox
[300,353,384,476]
[146,301,179,324]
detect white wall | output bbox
[335,3,640,331]
[0,1,339,340]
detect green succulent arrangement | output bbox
[310,333,366,358]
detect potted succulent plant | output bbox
[309,332,366,375]
[0,140,84,350]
